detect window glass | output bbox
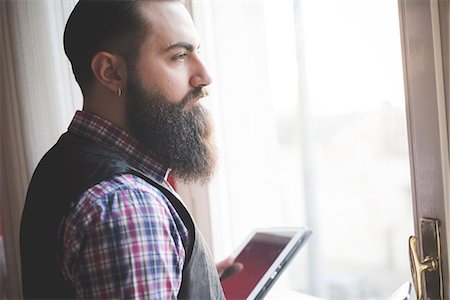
[194,0,413,297]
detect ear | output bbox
[90,51,127,94]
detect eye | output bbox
[173,53,188,62]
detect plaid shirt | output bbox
[59,111,189,299]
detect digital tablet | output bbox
[388,282,412,300]
[221,227,312,300]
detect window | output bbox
[193,0,413,297]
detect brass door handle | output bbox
[409,236,438,299]
[408,218,444,300]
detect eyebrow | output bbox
[164,42,200,52]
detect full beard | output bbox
[126,73,217,183]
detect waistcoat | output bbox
[20,132,225,299]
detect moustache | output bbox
[180,87,209,107]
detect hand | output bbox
[216,256,244,281]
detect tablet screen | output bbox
[221,231,296,300]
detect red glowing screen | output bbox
[221,232,293,300]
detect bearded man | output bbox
[20,0,238,298]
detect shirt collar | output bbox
[68,110,168,184]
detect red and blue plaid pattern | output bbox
[60,111,189,299]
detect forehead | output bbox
[139,1,200,50]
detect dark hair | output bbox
[63,0,149,92]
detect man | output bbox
[20,0,239,298]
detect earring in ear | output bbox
[118,88,122,97]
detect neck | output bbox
[83,89,130,130]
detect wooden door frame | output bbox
[398,0,450,296]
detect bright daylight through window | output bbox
[193,0,414,298]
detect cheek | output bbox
[139,65,191,103]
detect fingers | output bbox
[219,262,244,281]
[216,256,236,275]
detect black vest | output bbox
[20,132,225,299]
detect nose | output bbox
[190,56,213,88]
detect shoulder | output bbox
[61,173,187,258]
[82,174,166,203]
[72,174,171,223]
